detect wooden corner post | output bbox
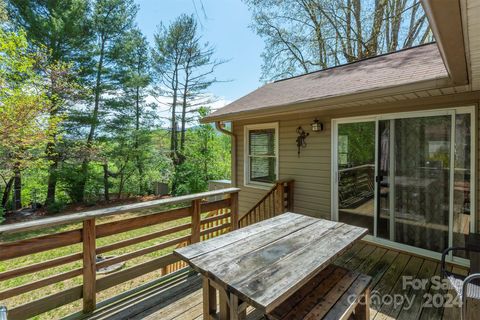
[191,199,201,243]
[82,218,96,313]
[286,180,294,211]
[230,191,239,230]
[274,182,286,214]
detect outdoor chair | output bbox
[0,306,6,320]
[441,233,480,320]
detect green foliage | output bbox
[0,28,56,170]
[0,206,4,223]
[338,122,375,167]
[46,200,66,214]
[0,2,231,215]
[0,0,7,23]
[174,108,231,195]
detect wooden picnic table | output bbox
[174,212,368,320]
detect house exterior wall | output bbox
[233,92,480,230]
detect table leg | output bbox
[230,294,247,320]
[354,288,371,320]
[202,277,217,320]
[218,287,231,320]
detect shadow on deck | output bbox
[76,241,468,320]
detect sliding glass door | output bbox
[378,116,451,253]
[334,108,474,258]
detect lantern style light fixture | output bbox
[311,119,324,132]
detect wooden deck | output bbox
[77,241,469,320]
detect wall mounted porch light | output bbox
[311,119,324,132]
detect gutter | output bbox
[215,121,237,187]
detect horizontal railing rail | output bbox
[0,188,239,320]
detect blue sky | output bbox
[135,0,264,104]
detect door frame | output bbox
[331,106,476,264]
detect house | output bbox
[202,0,480,265]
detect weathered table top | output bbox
[174,212,368,313]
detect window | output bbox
[245,123,278,187]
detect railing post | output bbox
[82,218,96,313]
[286,180,294,211]
[191,199,201,243]
[274,182,286,214]
[230,192,239,230]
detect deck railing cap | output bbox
[0,187,241,236]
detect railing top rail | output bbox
[0,188,241,236]
[338,164,374,173]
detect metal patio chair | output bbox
[441,233,480,320]
[0,306,7,320]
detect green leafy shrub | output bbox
[46,201,66,214]
[0,207,4,223]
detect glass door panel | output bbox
[453,113,472,258]
[337,122,375,234]
[377,120,391,240]
[392,115,451,253]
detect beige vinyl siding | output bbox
[233,92,480,230]
[235,115,332,219]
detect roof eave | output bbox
[201,76,453,123]
[421,0,469,85]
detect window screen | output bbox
[248,128,276,183]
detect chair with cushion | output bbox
[441,233,480,320]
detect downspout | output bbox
[215,121,237,187]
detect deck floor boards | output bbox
[81,242,469,320]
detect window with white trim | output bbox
[245,123,278,186]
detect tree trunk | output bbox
[389,0,405,51]
[13,166,21,210]
[45,154,58,205]
[170,65,180,194]
[345,0,353,59]
[45,71,61,206]
[1,177,14,209]
[118,171,125,200]
[367,0,386,56]
[353,0,363,59]
[78,37,106,202]
[170,67,179,154]
[103,163,110,202]
[180,70,190,152]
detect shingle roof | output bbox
[204,43,449,121]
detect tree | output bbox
[76,0,138,202]
[6,0,91,205]
[151,14,225,194]
[244,0,433,81]
[108,29,153,195]
[0,28,60,209]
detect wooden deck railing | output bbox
[0,188,239,320]
[239,180,294,227]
